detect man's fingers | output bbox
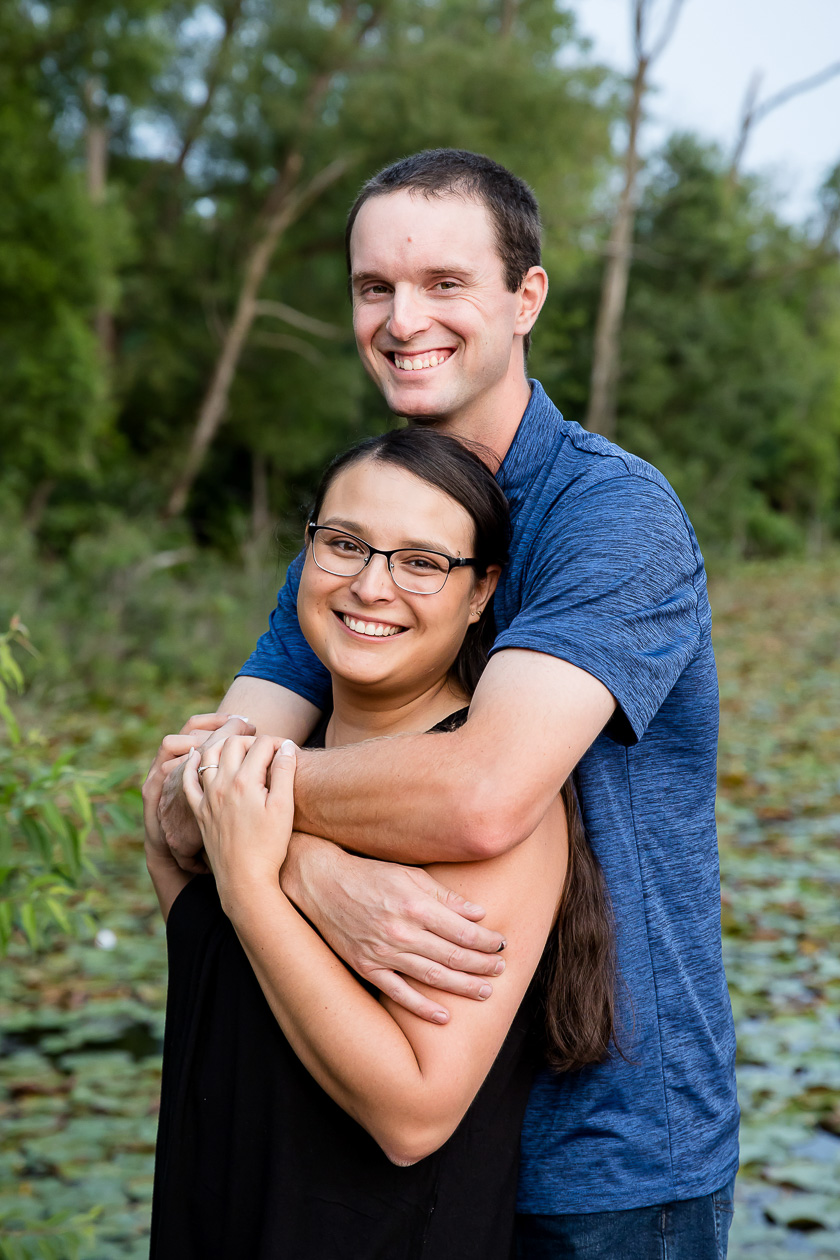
[415,899,505,954]
[429,882,487,921]
[367,970,451,1024]
[392,947,502,1000]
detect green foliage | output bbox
[0,1206,101,1260]
[536,135,840,555]
[0,621,102,953]
[0,551,837,1256]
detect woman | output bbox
[145,428,615,1260]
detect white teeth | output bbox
[343,615,402,638]
[394,352,447,371]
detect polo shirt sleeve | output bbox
[490,474,703,745]
[237,550,332,710]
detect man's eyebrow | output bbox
[320,517,456,554]
[350,271,385,287]
[351,266,475,285]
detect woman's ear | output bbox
[469,565,501,621]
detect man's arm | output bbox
[291,648,616,864]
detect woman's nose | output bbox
[349,553,395,602]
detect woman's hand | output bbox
[183,735,298,909]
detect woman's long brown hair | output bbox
[540,776,618,1072]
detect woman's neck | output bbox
[325,676,469,748]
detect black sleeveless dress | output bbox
[150,712,542,1260]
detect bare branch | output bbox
[730,61,840,180]
[252,300,346,340]
[171,0,245,180]
[250,332,325,365]
[131,0,244,214]
[648,0,687,65]
[729,70,763,182]
[754,60,840,126]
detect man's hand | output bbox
[153,714,256,873]
[281,834,507,1024]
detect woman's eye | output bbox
[331,537,364,555]
[404,555,445,572]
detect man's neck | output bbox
[412,374,533,469]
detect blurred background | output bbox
[0,1,838,1256]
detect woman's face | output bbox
[298,457,499,702]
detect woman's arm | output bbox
[184,736,566,1165]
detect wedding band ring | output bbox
[197,763,220,776]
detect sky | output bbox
[567,0,840,222]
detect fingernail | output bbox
[464,902,484,914]
[432,1011,449,1024]
[478,984,492,1000]
[280,739,296,757]
[496,939,506,952]
[226,714,251,723]
[493,959,505,975]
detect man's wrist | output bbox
[281,832,341,917]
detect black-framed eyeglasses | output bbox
[307,524,478,595]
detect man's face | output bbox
[349,189,529,429]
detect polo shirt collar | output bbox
[497,379,563,508]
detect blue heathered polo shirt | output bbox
[239,381,740,1214]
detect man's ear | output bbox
[515,266,549,337]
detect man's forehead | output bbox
[349,188,498,268]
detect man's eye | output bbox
[435,281,458,291]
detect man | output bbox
[149,149,738,1256]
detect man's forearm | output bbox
[293,731,490,864]
[291,652,615,864]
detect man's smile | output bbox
[387,349,454,373]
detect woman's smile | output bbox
[335,611,408,639]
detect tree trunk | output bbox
[251,452,271,540]
[85,78,115,360]
[164,154,348,518]
[585,0,686,440]
[585,54,647,439]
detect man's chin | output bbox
[383,387,456,427]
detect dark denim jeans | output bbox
[515,1179,736,1259]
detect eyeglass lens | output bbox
[312,529,450,594]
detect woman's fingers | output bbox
[178,712,255,737]
[268,740,297,796]
[182,747,204,815]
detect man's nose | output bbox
[386,285,432,342]
[350,553,395,602]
